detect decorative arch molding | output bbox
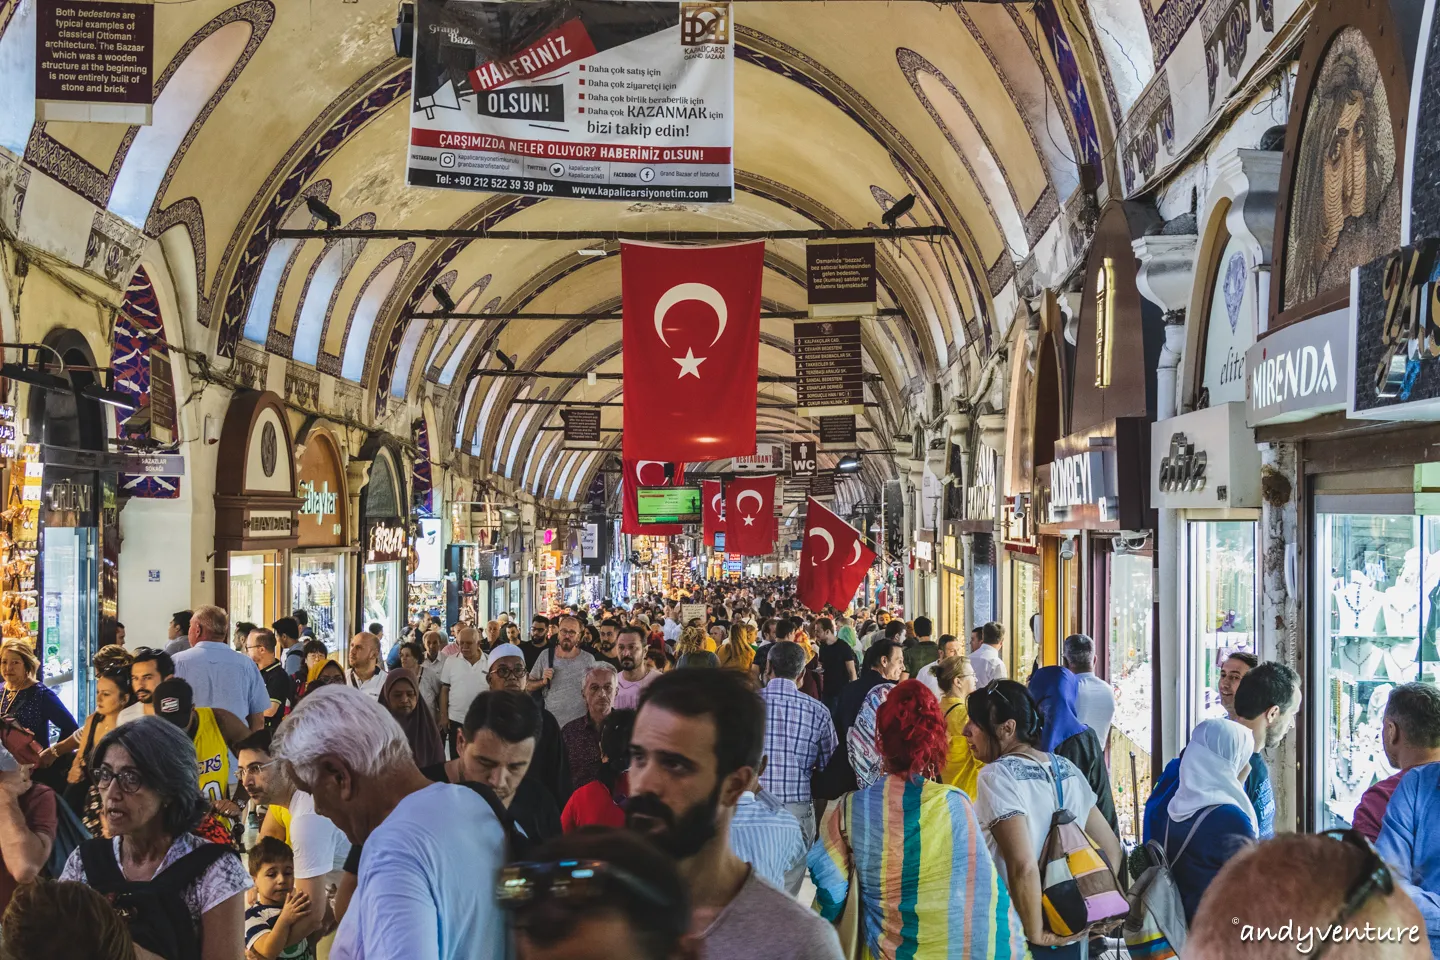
[277,212,377,362]
[330,242,415,379]
[149,197,209,320]
[239,179,333,348]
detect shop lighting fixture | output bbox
[393,2,415,58]
[81,382,137,412]
[576,248,607,257]
[0,362,70,393]
[836,455,862,473]
[881,194,916,227]
[305,197,343,229]
[432,284,457,313]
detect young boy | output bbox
[245,837,315,960]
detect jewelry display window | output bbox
[1316,513,1437,829]
[1188,520,1259,730]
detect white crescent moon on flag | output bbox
[710,491,722,514]
[807,526,835,561]
[654,283,728,349]
[636,460,665,485]
[735,489,763,513]
[847,541,863,566]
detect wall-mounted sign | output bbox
[795,320,863,414]
[1245,307,1352,426]
[123,453,185,477]
[1202,238,1256,406]
[818,415,856,446]
[494,555,512,578]
[581,522,599,559]
[1151,402,1261,509]
[244,511,294,537]
[413,518,443,581]
[1348,240,1440,419]
[731,445,783,471]
[790,441,816,478]
[299,481,338,523]
[48,481,92,513]
[806,241,876,315]
[966,444,997,521]
[912,540,933,562]
[149,348,176,444]
[1050,450,1114,522]
[35,0,154,125]
[367,520,408,564]
[561,407,602,445]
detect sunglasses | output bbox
[497,859,677,915]
[1309,829,1394,960]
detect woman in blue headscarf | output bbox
[1028,665,1118,834]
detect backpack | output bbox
[1035,754,1130,938]
[43,784,91,878]
[78,837,231,960]
[1122,807,1216,959]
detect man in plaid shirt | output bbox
[758,640,838,894]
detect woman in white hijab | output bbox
[1163,717,1259,922]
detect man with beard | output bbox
[117,647,174,724]
[1231,661,1301,839]
[587,618,623,669]
[524,615,553,671]
[488,643,571,806]
[626,669,843,960]
[614,625,660,710]
[527,615,597,727]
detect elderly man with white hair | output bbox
[560,663,618,790]
[273,685,505,960]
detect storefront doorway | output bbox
[292,426,351,655]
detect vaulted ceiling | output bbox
[0,0,1146,510]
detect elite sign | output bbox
[409,0,734,202]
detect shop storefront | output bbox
[291,425,350,657]
[358,448,407,648]
[215,391,300,637]
[409,516,444,625]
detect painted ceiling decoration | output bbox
[0,0,1309,508]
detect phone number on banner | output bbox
[409,168,728,201]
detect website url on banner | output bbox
[568,184,713,200]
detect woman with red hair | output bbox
[808,680,1029,960]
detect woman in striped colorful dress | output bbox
[809,680,1030,960]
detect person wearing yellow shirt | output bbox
[935,655,983,798]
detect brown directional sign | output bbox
[818,414,857,446]
[790,441,817,477]
[795,319,863,411]
[561,407,601,445]
[807,241,877,311]
[149,348,176,443]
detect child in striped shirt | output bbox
[245,837,315,960]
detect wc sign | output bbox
[790,442,816,478]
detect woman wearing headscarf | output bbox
[1161,717,1257,922]
[810,681,1030,960]
[377,669,445,768]
[1027,665,1117,833]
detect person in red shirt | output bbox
[0,748,58,913]
[1353,682,1440,841]
[561,709,634,833]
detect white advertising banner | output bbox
[409,0,734,202]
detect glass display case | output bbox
[1010,555,1039,682]
[363,560,402,652]
[1187,521,1258,729]
[1107,547,1153,843]
[229,551,280,635]
[292,554,343,654]
[1314,513,1435,829]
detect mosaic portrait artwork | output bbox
[1283,27,1400,311]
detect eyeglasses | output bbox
[497,859,677,913]
[94,764,145,794]
[239,758,281,778]
[490,666,527,681]
[1309,829,1395,960]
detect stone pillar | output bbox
[1260,440,1301,831]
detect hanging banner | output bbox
[409,0,734,202]
[561,407,602,445]
[36,0,154,125]
[806,241,877,316]
[795,319,864,415]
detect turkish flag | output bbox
[621,241,763,462]
[621,459,686,535]
[797,497,877,613]
[701,479,726,546]
[724,475,776,556]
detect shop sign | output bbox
[732,445,783,471]
[494,555,512,577]
[367,521,408,563]
[1245,308,1352,426]
[413,518,443,581]
[1049,450,1116,523]
[35,0,154,125]
[1349,240,1440,419]
[581,522,599,559]
[0,404,18,459]
[48,481,91,513]
[806,241,876,315]
[299,481,339,528]
[243,510,294,537]
[1156,434,1206,493]
[1203,238,1256,406]
[913,540,933,562]
[966,444,997,521]
[942,534,958,568]
[1151,402,1261,509]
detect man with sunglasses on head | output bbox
[236,728,348,948]
[626,668,843,960]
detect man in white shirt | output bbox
[439,626,488,758]
[969,620,1008,688]
[917,634,965,698]
[345,631,386,698]
[662,604,682,644]
[239,729,349,947]
[1063,633,1115,747]
[273,686,506,960]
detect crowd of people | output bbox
[0,582,1427,959]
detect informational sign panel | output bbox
[149,348,176,444]
[789,441,816,478]
[680,602,707,626]
[561,407,602,445]
[36,0,154,124]
[409,0,734,202]
[581,522,599,558]
[782,478,808,503]
[818,414,857,447]
[807,241,876,316]
[414,518,443,581]
[811,471,836,498]
[795,320,863,415]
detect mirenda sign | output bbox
[1245,308,1353,427]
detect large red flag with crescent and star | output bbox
[797,497,876,613]
[724,474,776,556]
[621,241,764,462]
[701,479,726,546]
[621,459,686,535]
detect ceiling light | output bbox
[81,383,137,412]
[869,520,881,532]
[432,284,457,313]
[305,197,342,229]
[836,455,861,473]
[576,248,606,257]
[881,194,916,227]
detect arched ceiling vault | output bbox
[1,0,1134,507]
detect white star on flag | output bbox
[673,348,706,378]
[743,515,755,526]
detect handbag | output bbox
[0,714,43,767]
[1036,754,1130,938]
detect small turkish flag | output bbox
[701,479,726,546]
[724,474,776,556]
[621,241,763,462]
[797,497,876,613]
[621,459,686,535]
